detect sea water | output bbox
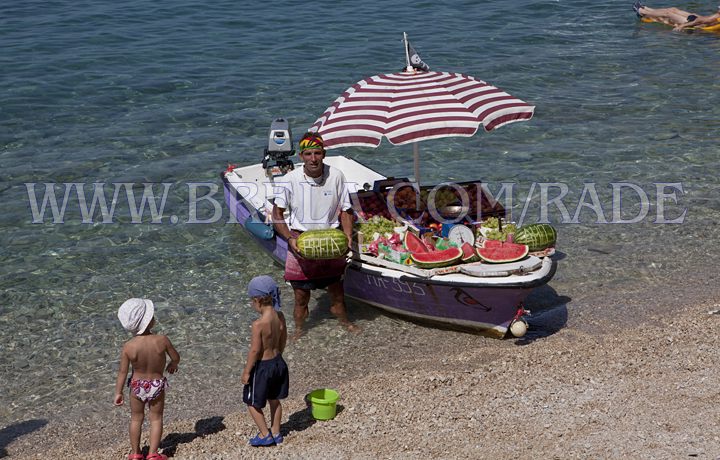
[1,0,719,430]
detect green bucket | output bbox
[308,388,339,421]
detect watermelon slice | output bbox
[481,238,503,248]
[476,239,529,263]
[410,247,463,269]
[461,242,479,263]
[404,231,429,253]
[422,234,438,251]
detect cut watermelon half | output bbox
[410,247,462,269]
[476,239,529,263]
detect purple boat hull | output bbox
[343,263,553,337]
[223,172,556,338]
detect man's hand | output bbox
[288,237,302,257]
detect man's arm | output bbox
[338,175,353,242]
[272,204,299,254]
[696,12,720,26]
[340,209,353,242]
[675,13,719,30]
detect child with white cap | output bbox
[242,275,289,447]
[114,298,180,460]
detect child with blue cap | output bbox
[242,275,289,447]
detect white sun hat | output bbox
[118,298,155,335]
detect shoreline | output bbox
[5,284,720,459]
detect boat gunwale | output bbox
[349,257,557,289]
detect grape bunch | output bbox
[355,215,396,236]
[483,217,500,229]
[479,218,517,241]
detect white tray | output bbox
[459,256,543,277]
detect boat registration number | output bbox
[363,274,426,296]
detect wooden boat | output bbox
[222,155,556,338]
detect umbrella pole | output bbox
[403,32,411,71]
[413,142,420,185]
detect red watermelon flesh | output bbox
[404,231,429,253]
[410,247,463,269]
[481,239,503,248]
[422,233,438,251]
[461,242,479,263]
[476,241,529,263]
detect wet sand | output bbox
[4,275,720,459]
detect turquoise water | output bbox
[1,0,719,430]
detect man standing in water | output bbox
[272,132,359,339]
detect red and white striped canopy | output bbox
[311,70,534,149]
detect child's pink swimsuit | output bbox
[129,377,168,402]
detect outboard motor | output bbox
[262,118,295,178]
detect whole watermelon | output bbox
[297,228,349,259]
[513,224,557,251]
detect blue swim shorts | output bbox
[243,354,289,409]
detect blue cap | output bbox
[248,275,282,312]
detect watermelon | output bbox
[476,239,529,263]
[410,247,463,269]
[297,228,349,259]
[404,231,429,253]
[461,242,479,263]
[513,224,557,251]
[422,233,438,251]
[481,239,503,248]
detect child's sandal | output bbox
[146,454,168,460]
[249,432,276,447]
[127,455,144,460]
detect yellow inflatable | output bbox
[641,17,720,32]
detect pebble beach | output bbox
[5,275,720,459]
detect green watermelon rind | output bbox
[476,243,529,264]
[513,224,557,251]
[410,247,462,269]
[297,228,349,260]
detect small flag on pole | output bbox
[407,40,429,72]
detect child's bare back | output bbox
[122,334,178,379]
[253,311,286,361]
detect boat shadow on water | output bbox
[514,283,571,346]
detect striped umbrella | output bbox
[310,68,534,184]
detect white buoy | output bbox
[510,319,528,337]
